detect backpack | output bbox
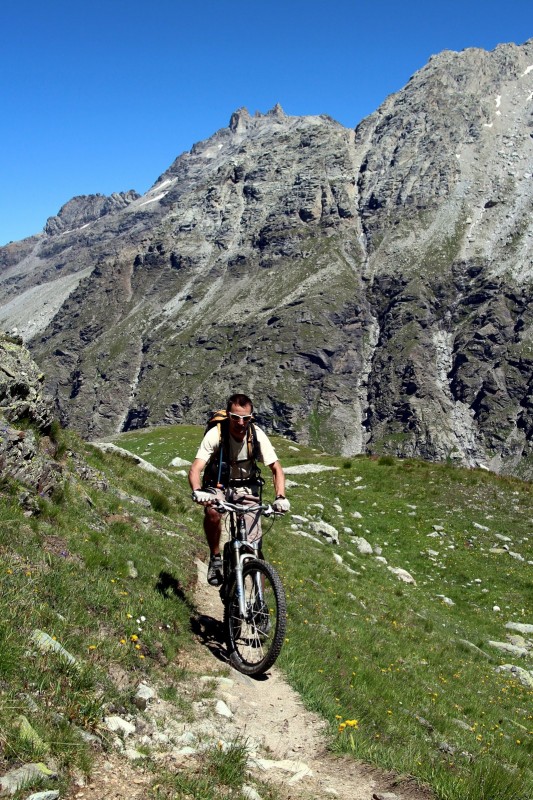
[201,410,262,490]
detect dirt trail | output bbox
[192,559,433,800]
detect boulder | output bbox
[308,520,340,545]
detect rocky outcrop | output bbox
[0,333,53,431]
[1,40,533,476]
[0,334,61,499]
[44,191,140,235]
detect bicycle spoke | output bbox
[224,559,286,675]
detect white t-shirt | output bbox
[195,424,278,482]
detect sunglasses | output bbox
[228,412,253,422]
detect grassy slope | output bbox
[1,422,532,800]
[119,425,533,800]
[0,429,203,795]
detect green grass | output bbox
[1,421,532,800]
[206,737,249,787]
[123,424,532,800]
[269,453,532,800]
[0,428,200,794]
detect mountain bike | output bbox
[213,498,287,676]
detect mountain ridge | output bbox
[1,38,533,476]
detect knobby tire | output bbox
[224,559,286,676]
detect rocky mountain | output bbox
[1,40,533,476]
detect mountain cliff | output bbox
[1,40,533,476]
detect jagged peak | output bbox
[229,104,287,134]
[229,107,252,133]
[265,103,286,118]
[252,103,286,121]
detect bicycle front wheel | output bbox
[224,559,286,676]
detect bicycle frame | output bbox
[214,498,287,676]
[217,500,274,617]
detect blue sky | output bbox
[1,0,531,246]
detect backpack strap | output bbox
[202,414,229,489]
[247,422,261,461]
[217,418,230,486]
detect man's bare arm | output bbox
[269,460,286,497]
[188,458,207,491]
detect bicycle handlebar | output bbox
[212,499,279,517]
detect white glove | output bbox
[273,496,290,513]
[192,490,216,504]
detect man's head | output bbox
[226,393,253,441]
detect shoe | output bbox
[253,599,271,636]
[207,554,223,586]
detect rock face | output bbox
[1,40,533,477]
[0,334,62,498]
[0,334,53,431]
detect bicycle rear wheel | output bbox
[224,559,286,676]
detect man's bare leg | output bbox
[204,506,224,586]
[204,506,222,556]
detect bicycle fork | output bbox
[232,540,263,617]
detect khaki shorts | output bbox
[207,488,262,544]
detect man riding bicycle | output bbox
[188,393,290,586]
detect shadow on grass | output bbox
[155,570,195,610]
